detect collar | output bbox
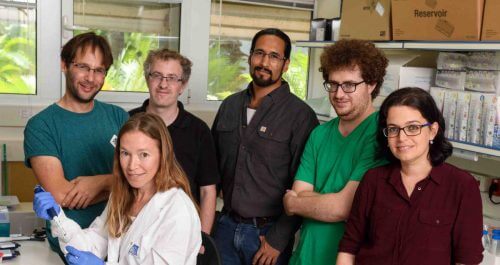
[139,99,190,129]
[244,80,291,105]
[387,163,443,186]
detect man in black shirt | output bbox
[212,28,319,265]
[129,49,219,235]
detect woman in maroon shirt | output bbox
[337,87,483,265]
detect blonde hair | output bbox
[107,112,198,237]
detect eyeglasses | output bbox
[72,62,107,77]
[251,50,286,64]
[323,80,365,93]
[148,72,183,85]
[383,123,432,138]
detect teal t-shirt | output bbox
[289,111,387,265]
[24,100,128,252]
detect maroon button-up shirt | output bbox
[338,163,483,265]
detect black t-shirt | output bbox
[129,100,220,202]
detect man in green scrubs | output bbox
[283,39,389,265]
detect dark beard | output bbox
[251,67,280,87]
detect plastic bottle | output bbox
[491,234,500,257]
[483,230,491,249]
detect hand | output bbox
[252,236,280,265]
[199,245,206,254]
[65,246,104,265]
[283,189,298,216]
[33,191,60,220]
[62,176,108,209]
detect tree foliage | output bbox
[0,22,36,94]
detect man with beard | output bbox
[24,32,128,259]
[212,28,318,265]
[129,49,219,236]
[283,39,389,265]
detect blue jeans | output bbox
[214,213,292,265]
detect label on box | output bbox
[375,2,385,16]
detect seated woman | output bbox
[336,87,483,265]
[34,112,201,265]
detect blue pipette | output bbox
[34,185,68,240]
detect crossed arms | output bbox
[283,180,360,223]
[30,156,112,209]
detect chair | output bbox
[196,231,222,265]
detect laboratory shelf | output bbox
[450,141,500,158]
[296,41,500,51]
[296,41,404,49]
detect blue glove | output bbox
[33,191,60,220]
[65,246,105,265]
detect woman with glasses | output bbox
[33,113,201,265]
[336,87,483,265]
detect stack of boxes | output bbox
[337,0,500,41]
[430,51,500,149]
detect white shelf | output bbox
[296,41,404,49]
[450,141,500,158]
[403,41,500,51]
[296,41,500,51]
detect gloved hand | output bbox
[65,246,105,265]
[33,191,60,220]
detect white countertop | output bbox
[3,240,62,264]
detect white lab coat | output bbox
[51,188,201,265]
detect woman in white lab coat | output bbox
[34,112,201,265]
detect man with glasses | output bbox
[24,32,128,259]
[283,39,389,265]
[129,49,219,237]
[212,28,318,265]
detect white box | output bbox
[399,67,436,91]
[430,86,447,112]
[443,90,459,139]
[483,95,499,147]
[455,91,471,142]
[380,54,419,96]
[468,92,485,144]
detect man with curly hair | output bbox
[283,39,389,265]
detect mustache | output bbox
[254,67,272,75]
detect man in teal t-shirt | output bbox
[23,32,128,260]
[283,39,389,265]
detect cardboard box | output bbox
[392,0,484,41]
[481,0,500,41]
[339,0,391,41]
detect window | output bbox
[208,1,312,100]
[71,0,181,93]
[0,0,36,95]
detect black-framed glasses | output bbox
[250,50,287,64]
[383,122,432,138]
[148,72,183,85]
[323,80,365,93]
[71,62,107,77]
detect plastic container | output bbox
[484,230,491,249]
[0,210,9,237]
[491,234,500,257]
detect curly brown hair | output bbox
[320,39,388,99]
